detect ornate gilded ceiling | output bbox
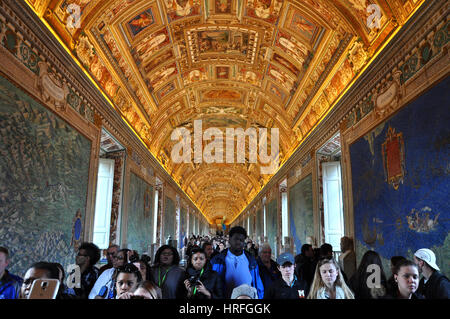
[26,0,424,223]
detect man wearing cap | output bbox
[414,248,450,299]
[263,252,309,299]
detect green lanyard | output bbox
[158,266,172,287]
[192,268,204,296]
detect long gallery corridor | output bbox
[0,0,448,302]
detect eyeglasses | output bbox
[161,252,173,256]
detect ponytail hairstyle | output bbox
[307,258,355,299]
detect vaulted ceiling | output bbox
[27,0,424,224]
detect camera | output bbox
[129,251,139,263]
[188,275,200,286]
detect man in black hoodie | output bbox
[414,248,449,299]
[264,252,309,299]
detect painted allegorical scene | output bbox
[0,74,92,276]
[197,30,249,55]
[164,0,202,22]
[272,52,301,76]
[147,62,178,90]
[183,68,208,85]
[155,81,177,101]
[127,8,156,38]
[286,10,320,42]
[132,28,171,65]
[216,66,230,79]
[201,89,242,101]
[143,49,174,74]
[215,0,232,14]
[275,30,310,67]
[245,0,283,24]
[350,77,450,276]
[267,82,288,103]
[267,64,296,92]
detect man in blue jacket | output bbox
[0,246,23,299]
[210,226,264,299]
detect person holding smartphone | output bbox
[20,262,65,299]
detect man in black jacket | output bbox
[414,248,449,299]
[257,243,281,291]
[264,252,309,299]
[295,244,316,287]
[74,242,100,299]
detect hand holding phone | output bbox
[28,279,60,299]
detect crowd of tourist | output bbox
[0,226,448,300]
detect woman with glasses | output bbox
[307,258,355,299]
[89,249,130,299]
[184,247,224,299]
[150,245,186,299]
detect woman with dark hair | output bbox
[51,262,76,298]
[150,245,185,299]
[349,250,387,299]
[184,247,224,299]
[383,259,424,299]
[133,280,162,299]
[132,254,159,291]
[386,256,406,295]
[114,263,143,299]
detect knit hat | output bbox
[414,248,440,271]
[231,284,258,299]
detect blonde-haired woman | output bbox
[307,258,355,299]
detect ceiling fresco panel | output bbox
[29,0,426,222]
